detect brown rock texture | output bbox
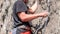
[0,0,59,34]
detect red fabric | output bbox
[20,31,31,34]
[10,31,31,34]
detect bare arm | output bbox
[17,12,48,22]
[18,12,40,22]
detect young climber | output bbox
[11,0,49,34]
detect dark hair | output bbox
[18,0,23,1]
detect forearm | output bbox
[18,11,48,22]
[21,14,40,22]
[18,12,41,22]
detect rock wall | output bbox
[0,0,60,34]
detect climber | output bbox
[10,0,49,34]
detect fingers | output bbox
[40,11,49,17]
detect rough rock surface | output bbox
[0,0,60,34]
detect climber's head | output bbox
[23,0,28,4]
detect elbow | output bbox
[18,12,28,22]
[20,18,28,22]
[20,14,28,22]
[17,12,29,22]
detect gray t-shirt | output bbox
[13,0,30,28]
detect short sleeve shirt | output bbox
[13,0,30,28]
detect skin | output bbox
[17,0,49,22]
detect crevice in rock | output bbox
[2,15,6,22]
[1,3,3,8]
[5,5,10,15]
[0,24,3,28]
